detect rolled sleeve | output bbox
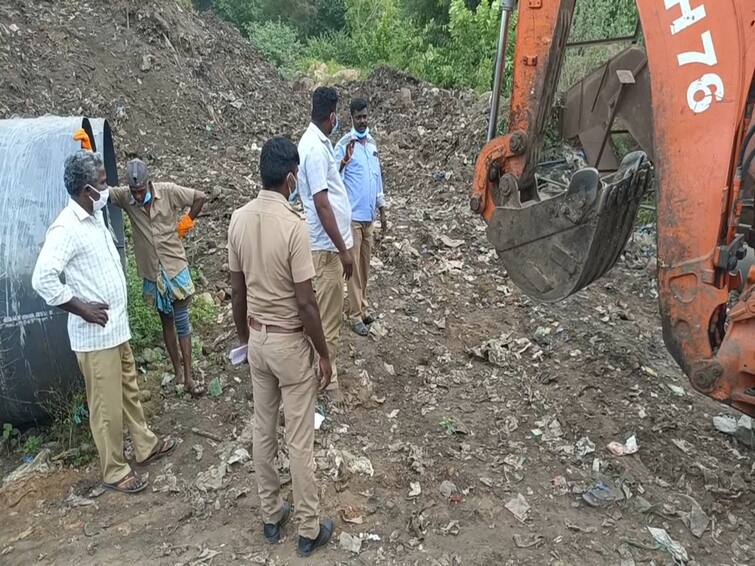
[32,225,76,307]
[289,223,316,283]
[304,148,330,196]
[167,183,199,209]
[109,186,130,208]
[227,215,241,272]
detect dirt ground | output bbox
[1,1,753,565]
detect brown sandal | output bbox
[104,470,148,494]
[139,437,177,465]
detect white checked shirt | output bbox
[32,199,130,353]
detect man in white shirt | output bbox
[297,87,354,402]
[32,151,174,494]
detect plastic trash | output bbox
[582,479,623,507]
[647,526,688,564]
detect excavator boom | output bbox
[472,0,755,415]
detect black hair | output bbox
[260,137,300,189]
[311,86,339,122]
[350,97,369,115]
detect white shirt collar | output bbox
[68,198,92,222]
[307,122,331,145]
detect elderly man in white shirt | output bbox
[32,150,174,494]
[297,87,354,403]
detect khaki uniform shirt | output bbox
[227,190,315,330]
[111,182,199,281]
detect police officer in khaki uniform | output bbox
[228,137,334,557]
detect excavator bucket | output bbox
[486,152,653,302]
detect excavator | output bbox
[473,0,755,416]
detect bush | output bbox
[302,30,358,69]
[245,20,302,75]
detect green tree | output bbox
[245,20,303,72]
[214,0,262,28]
[419,0,505,91]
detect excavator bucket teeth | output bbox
[487,151,653,302]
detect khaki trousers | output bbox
[249,328,320,539]
[347,222,374,322]
[312,251,344,389]
[76,342,158,484]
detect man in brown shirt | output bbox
[110,160,207,396]
[228,137,334,557]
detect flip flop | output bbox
[103,470,148,494]
[139,437,177,465]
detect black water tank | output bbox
[0,116,125,425]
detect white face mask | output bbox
[89,185,109,212]
[286,173,297,197]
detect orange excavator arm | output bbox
[472,0,755,415]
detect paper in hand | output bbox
[229,344,248,366]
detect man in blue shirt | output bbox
[335,98,387,336]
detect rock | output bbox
[667,383,686,397]
[138,389,152,402]
[140,53,153,72]
[439,480,458,499]
[713,415,738,434]
[195,292,216,310]
[333,68,361,82]
[734,415,754,447]
[533,326,552,346]
[399,87,413,107]
[339,532,362,554]
[408,481,422,497]
[293,76,316,92]
[504,494,531,523]
[142,348,162,364]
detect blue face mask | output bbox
[141,191,152,207]
[352,127,369,140]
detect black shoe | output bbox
[263,502,291,544]
[363,314,376,325]
[297,518,334,557]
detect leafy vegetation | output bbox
[199,0,638,94]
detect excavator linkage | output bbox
[487,153,653,302]
[473,0,755,415]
